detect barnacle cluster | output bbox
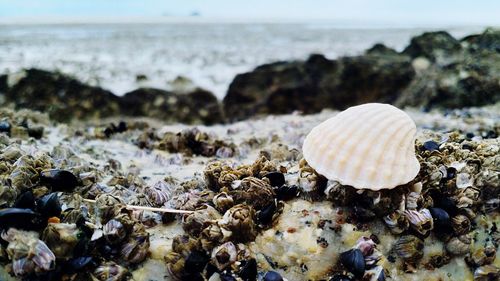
[164,156,294,280]
[135,127,237,157]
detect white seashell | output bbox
[302,103,420,190]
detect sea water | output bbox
[0,23,485,98]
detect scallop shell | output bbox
[302,103,420,190]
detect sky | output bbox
[0,0,499,26]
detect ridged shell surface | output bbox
[302,103,420,190]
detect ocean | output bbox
[0,23,486,99]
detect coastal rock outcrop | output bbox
[402,31,462,61]
[223,53,415,121]
[3,69,121,122]
[396,29,500,109]
[121,87,224,125]
[224,28,500,121]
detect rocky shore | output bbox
[1,28,499,125]
[0,102,498,280]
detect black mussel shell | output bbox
[0,208,44,232]
[220,272,237,281]
[66,256,95,272]
[205,263,219,279]
[378,269,386,281]
[422,140,440,151]
[14,190,36,210]
[445,167,457,180]
[258,203,276,225]
[264,172,285,187]
[429,207,451,231]
[117,121,127,133]
[182,272,204,281]
[239,258,257,281]
[339,249,365,278]
[185,250,209,273]
[353,205,376,221]
[0,120,11,134]
[276,185,298,201]
[40,169,79,191]
[28,126,44,139]
[37,192,62,218]
[429,191,458,216]
[263,271,283,281]
[329,274,353,281]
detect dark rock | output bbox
[0,74,7,93]
[366,43,399,56]
[223,53,414,121]
[403,31,462,60]
[462,28,500,53]
[396,49,500,109]
[5,69,121,122]
[121,87,224,125]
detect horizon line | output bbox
[0,16,498,28]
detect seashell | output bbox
[213,192,234,213]
[211,242,237,270]
[103,219,127,245]
[473,265,500,281]
[355,236,376,256]
[263,271,284,281]
[383,211,409,234]
[2,228,56,276]
[42,223,81,260]
[446,235,471,256]
[468,243,496,267]
[429,208,452,232]
[339,248,366,278]
[184,250,209,273]
[239,258,258,281]
[219,204,256,242]
[364,265,386,281]
[451,215,471,235]
[302,103,420,190]
[40,169,79,192]
[394,235,424,260]
[93,262,128,281]
[404,208,434,236]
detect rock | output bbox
[121,87,224,125]
[0,74,7,94]
[462,28,500,53]
[365,43,399,56]
[396,43,500,109]
[4,69,120,122]
[223,53,414,121]
[403,31,462,61]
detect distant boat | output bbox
[190,11,201,17]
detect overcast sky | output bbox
[0,0,499,26]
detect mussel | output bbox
[0,208,44,231]
[339,248,365,278]
[263,271,284,281]
[40,169,79,191]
